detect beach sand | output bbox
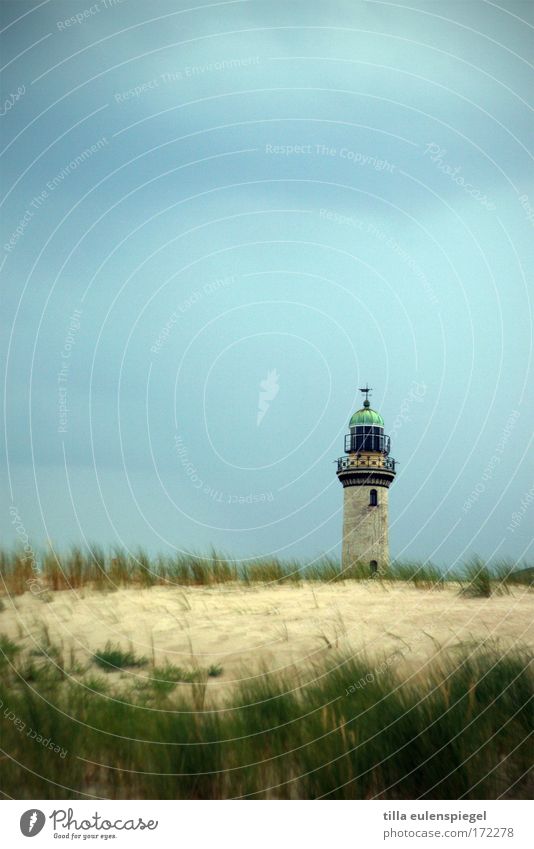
[2,582,532,696]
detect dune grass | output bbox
[148,662,204,693]
[1,547,530,799]
[0,636,531,800]
[0,547,532,596]
[460,558,493,598]
[93,643,148,672]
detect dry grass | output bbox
[1,547,532,596]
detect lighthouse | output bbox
[336,386,396,575]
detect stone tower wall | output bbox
[341,484,389,572]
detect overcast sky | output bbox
[1,0,532,567]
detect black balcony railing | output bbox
[337,455,396,473]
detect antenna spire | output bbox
[359,385,372,407]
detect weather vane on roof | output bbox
[359,385,372,404]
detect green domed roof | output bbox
[349,400,384,427]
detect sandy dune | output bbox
[2,582,532,695]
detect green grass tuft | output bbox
[148,662,203,694]
[0,633,20,663]
[461,558,492,598]
[93,642,148,672]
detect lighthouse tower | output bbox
[336,386,396,575]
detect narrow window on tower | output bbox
[369,489,378,507]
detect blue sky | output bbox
[1,0,533,566]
